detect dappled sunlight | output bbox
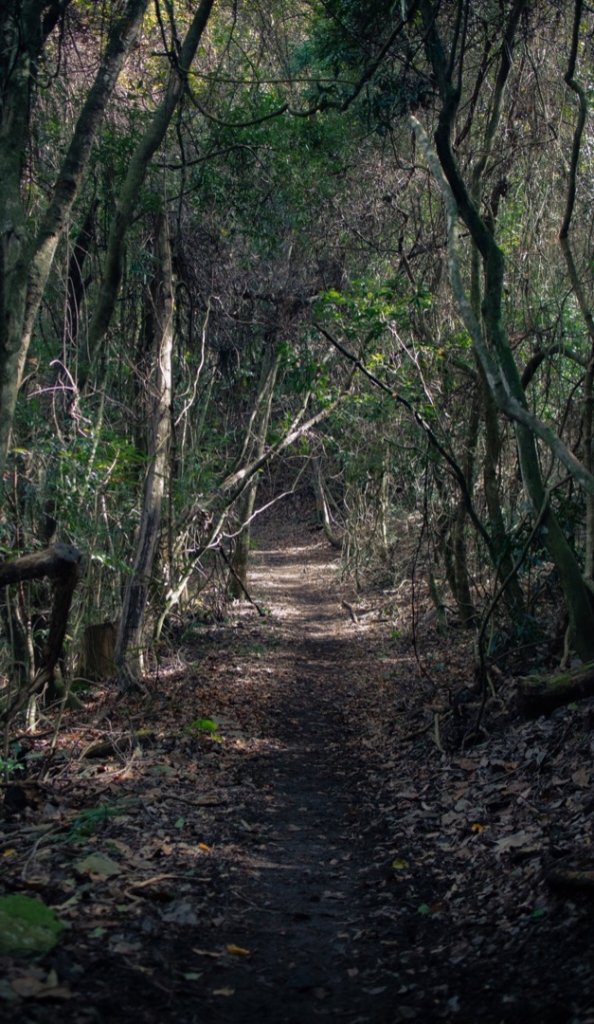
[247,537,346,643]
[8,517,534,1023]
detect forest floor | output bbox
[2,511,594,1022]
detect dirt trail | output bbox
[196,533,395,1022]
[179,530,594,1024]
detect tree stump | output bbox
[78,622,116,680]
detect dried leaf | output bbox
[75,853,122,879]
[572,767,590,787]
[494,831,539,854]
[11,977,45,998]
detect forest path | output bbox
[192,527,397,1023]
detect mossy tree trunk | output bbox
[519,662,594,714]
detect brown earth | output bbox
[2,517,594,1022]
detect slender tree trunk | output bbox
[559,0,594,579]
[415,1,594,661]
[0,0,149,472]
[312,455,343,549]
[228,344,280,598]
[469,147,525,620]
[83,0,216,381]
[65,199,98,359]
[451,388,480,625]
[584,359,594,579]
[114,213,174,687]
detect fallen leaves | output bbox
[2,528,594,1024]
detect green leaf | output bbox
[0,894,64,954]
[417,903,431,915]
[190,718,220,734]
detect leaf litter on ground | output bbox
[1,514,594,1021]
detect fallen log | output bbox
[0,542,81,586]
[518,660,594,714]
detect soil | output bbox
[2,515,594,1022]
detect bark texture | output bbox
[0,0,149,470]
[114,213,173,686]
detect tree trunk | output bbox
[311,456,343,549]
[228,482,260,600]
[228,343,280,598]
[114,213,174,687]
[0,0,149,472]
[481,374,525,618]
[451,390,480,625]
[78,623,116,681]
[416,1,594,661]
[83,0,216,382]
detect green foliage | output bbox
[280,342,330,400]
[296,0,428,130]
[317,277,432,341]
[66,804,123,842]
[0,754,24,781]
[186,717,221,740]
[306,0,398,76]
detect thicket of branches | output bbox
[2,0,594,727]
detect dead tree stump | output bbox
[78,622,116,680]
